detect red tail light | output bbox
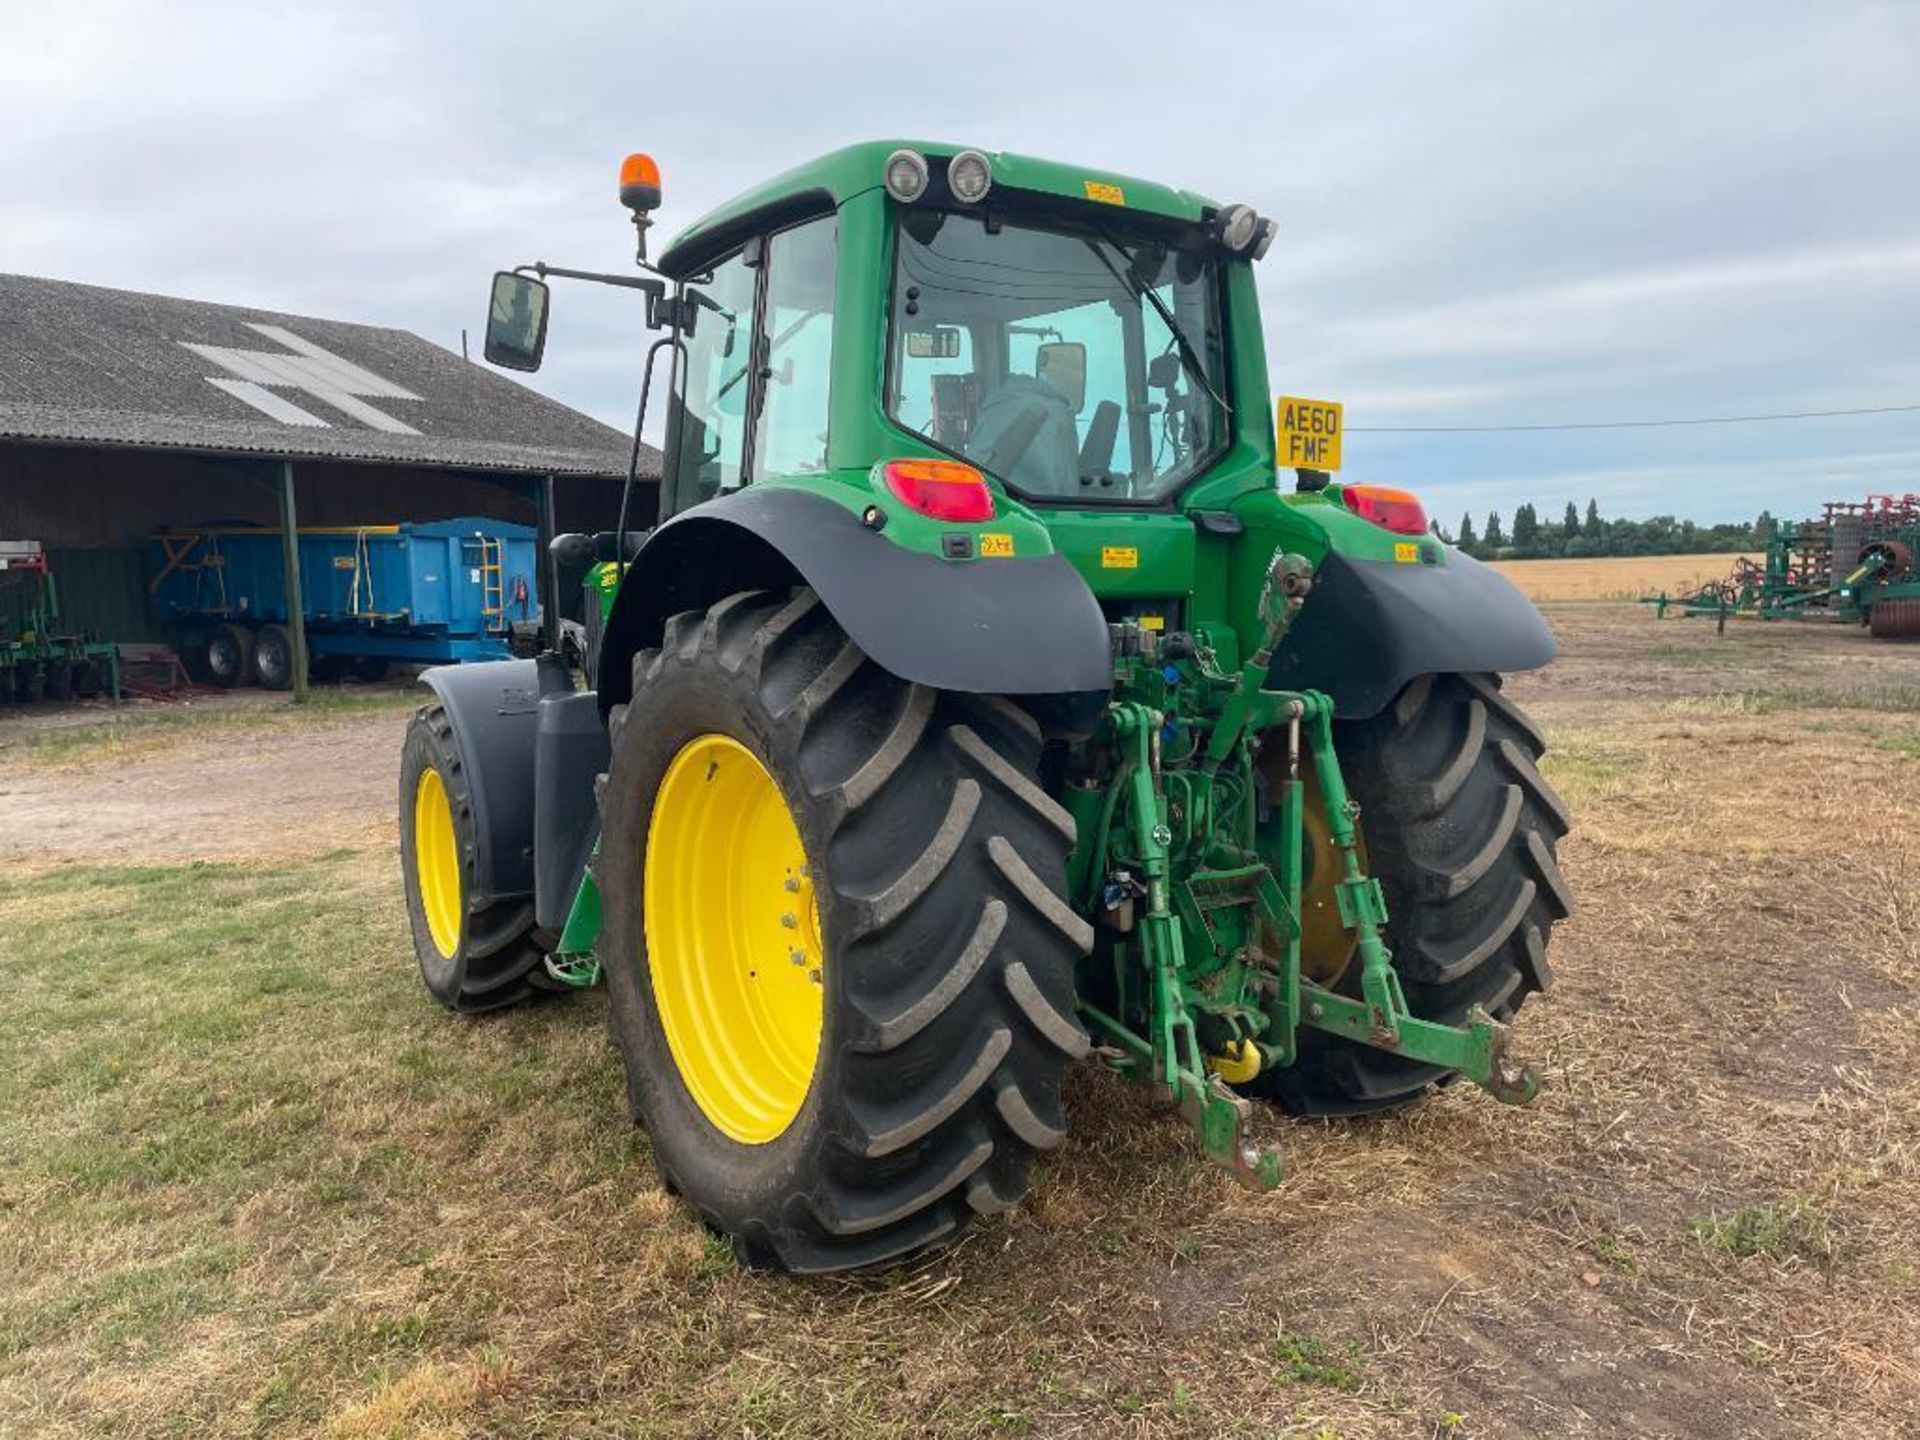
[878,459,995,522]
[1341,484,1428,537]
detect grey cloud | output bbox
[4,0,1916,523]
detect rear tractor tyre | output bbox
[207,623,254,688]
[1253,672,1571,1116]
[398,704,549,1012]
[597,588,1092,1273]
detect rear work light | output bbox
[1341,484,1429,537]
[877,459,995,522]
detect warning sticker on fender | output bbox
[1102,546,1139,569]
[980,533,1015,558]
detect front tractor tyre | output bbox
[597,589,1092,1274]
[398,705,549,1012]
[1257,672,1572,1116]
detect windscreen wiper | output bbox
[1082,233,1231,418]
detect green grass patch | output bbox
[1269,1331,1365,1392]
[1668,686,1920,717]
[0,854,632,1433]
[0,687,420,768]
[1540,737,1644,807]
[1689,1197,1835,1264]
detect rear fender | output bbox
[1268,549,1555,718]
[595,486,1114,716]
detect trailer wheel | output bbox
[597,588,1090,1273]
[351,657,391,683]
[1251,672,1570,1116]
[253,624,295,690]
[207,624,254,688]
[398,704,549,1012]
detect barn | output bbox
[0,272,660,696]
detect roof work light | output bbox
[884,149,930,203]
[1214,203,1260,254]
[947,149,993,203]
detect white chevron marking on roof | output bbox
[183,323,424,434]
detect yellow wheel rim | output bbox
[643,734,825,1145]
[413,766,462,959]
[1258,751,1366,988]
[1297,764,1366,987]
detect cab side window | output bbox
[665,249,758,513]
[753,216,837,477]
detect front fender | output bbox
[419,659,540,906]
[1268,549,1555,718]
[597,487,1113,714]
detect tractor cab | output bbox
[489,141,1279,529]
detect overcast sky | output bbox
[6,0,1917,526]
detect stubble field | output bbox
[1489,553,1757,602]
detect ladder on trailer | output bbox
[479,537,506,629]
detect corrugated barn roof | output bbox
[0,273,651,478]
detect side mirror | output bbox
[484,271,551,372]
[1037,341,1087,413]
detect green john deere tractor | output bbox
[398,142,1570,1273]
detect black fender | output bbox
[421,653,609,935]
[419,659,541,910]
[595,486,1113,716]
[1268,549,1555,719]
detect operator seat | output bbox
[966,374,1079,497]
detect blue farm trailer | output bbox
[150,518,542,689]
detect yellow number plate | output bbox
[1084,180,1126,206]
[1277,395,1344,471]
[1101,545,1139,569]
[979,533,1014,558]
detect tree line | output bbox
[1434,498,1772,560]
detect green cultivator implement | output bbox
[0,542,120,704]
[1644,492,1920,639]
[399,142,1570,1271]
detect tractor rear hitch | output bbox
[1178,1075,1286,1191]
[1076,548,1543,1192]
[1298,988,1540,1105]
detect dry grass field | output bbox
[1490,553,1756,602]
[2,607,1917,1438]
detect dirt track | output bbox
[2,609,1917,1437]
[0,689,410,861]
